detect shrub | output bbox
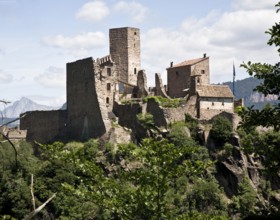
[142,96,183,108]
[210,116,233,146]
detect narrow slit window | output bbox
[107,68,111,76]
[106,97,109,104]
[107,83,111,91]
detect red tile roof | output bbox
[169,57,208,68]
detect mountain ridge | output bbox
[222,77,279,109]
[1,97,55,118]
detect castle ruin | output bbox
[20,27,235,143]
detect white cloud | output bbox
[41,31,107,56]
[76,0,109,22]
[232,0,278,10]
[142,3,279,85]
[0,69,13,84]
[114,1,148,23]
[34,66,65,88]
[42,32,106,50]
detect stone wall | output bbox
[167,65,191,98]
[146,98,186,127]
[154,73,169,98]
[66,57,109,141]
[20,110,67,143]
[136,70,149,98]
[200,98,234,111]
[191,58,209,85]
[113,102,142,129]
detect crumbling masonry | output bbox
[20,27,235,143]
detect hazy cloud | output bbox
[0,48,4,55]
[42,32,106,49]
[0,70,13,84]
[34,66,65,88]
[232,0,278,10]
[114,1,148,23]
[76,0,109,22]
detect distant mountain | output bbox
[60,102,67,110]
[222,77,279,109]
[1,97,55,118]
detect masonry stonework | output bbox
[20,110,67,143]
[20,27,237,144]
[110,27,141,85]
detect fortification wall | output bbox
[66,57,109,140]
[113,102,142,129]
[146,98,186,127]
[20,110,67,143]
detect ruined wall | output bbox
[167,65,191,98]
[109,27,141,85]
[20,110,67,143]
[66,57,109,141]
[113,102,142,129]
[146,98,186,127]
[154,73,169,98]
[137,70,149,98]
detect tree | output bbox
[239,2,280,131]
[210,116,233,147]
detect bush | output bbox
[142,96,183,108]
[210,116,233,146]
[230,177,257,217]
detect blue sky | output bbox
[0,0,279,107]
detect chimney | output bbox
[170,62,173,67]
[203,53,206,58]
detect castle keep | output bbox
[20,27,235,143]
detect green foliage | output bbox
[223,143,234,157]
[239,2,280,131]
[137,112,154,127]
[0,141,40,218]
[168,121,193,147]
[186,177,227,216]
[210,116,233,146]
[230,177,258,217]
[142,95,183,108]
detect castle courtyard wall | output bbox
[20,110,67,143]
[113,102,142,129]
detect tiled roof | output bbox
[170,57,208,68]
[197,85,234,98]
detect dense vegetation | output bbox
[0,120,226,219]
[1,113,280,219]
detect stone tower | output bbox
[66,57,107,140]
[109,27,141,85]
